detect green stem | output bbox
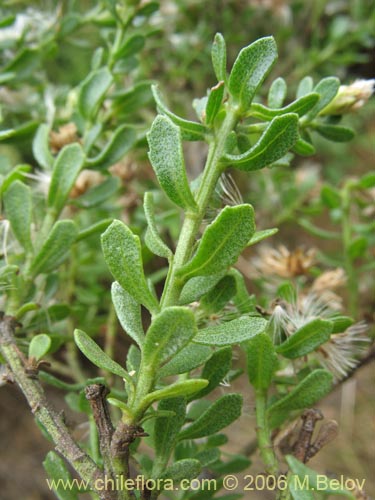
[255,389,279,476]
[341,181,358,317]
[161,106,238,308]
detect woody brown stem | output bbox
[0,314,110,499]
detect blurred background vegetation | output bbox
[0,0,374,498]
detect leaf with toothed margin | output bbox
[147,115,198,211]
[224,114,299,171]
[228,37,277,111]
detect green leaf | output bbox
[29,334,52,361]
[178,205,255,279]
[196,448,221,467]
[331,316,354,334]
[225,114,299,171]
[0,164,31,196]
[213,455,251,474]
[74,329,129,379]
[29,220,78,276]
[154,398,186,463]
[144,192,172,259]
[314,124,355,142]
[114,34,145,60]
[143,379,208,407]
[268,77,287,108]
[307,77,340,119]
[296,76,314,98]
[194,316,267,346]
[48,144,85,214]
[268,369,333,428]
[143,307,197,368]
[159,344,212,378]
[320,184,341,208]
[111,282,144,347]
[250,93,319,120]
[200,275,237,313]
[33,124,54,169]
[245,333,278,390]
[286,456,355,498]
[276,319,333,359]
[179,273,225,305]
[86,125,136,169]
[293,137,316,156]
[72,177,120,208]
[228,37,277,111]
[206,81,225,125]
[179,394,242,440]
[348,237,368,260]
[3,180,33,251]
[78,67,113,120]
[148,115,198,211]
[43,451,79,500]
[212,33,227,82]
[159,459,201,483]
[101,220,159,313]
[247,228,278,246]
[151,85,207,141]
[191,347,232,400]
[126,344,141,373]
[359,172,375,189]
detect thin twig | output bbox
[0,314,110,500]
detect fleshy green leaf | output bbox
[276,319,333,359]
[194,316,267,346]
[307,77,340,119]
[33,124,54,169]
[200,275,237,313]
[159,344,212,378]
[101,220,159,313]
[111,282,144,347]
[48,144,85,214]
[179,394,242,440]
[29,334,52,361]
[86,125,136,169]
[286,456,355,498]
[154,398,186,464]
[212,33,227,83]
[247,228,278,246]
[205,81,225,125]
[268,369,333,428]
[74,328,129,379]
[296,76,314,98]
[348,237,368,260]
[78,67,113,120]
[228,37,277,111]
[268,77,287,108]
[151,85,207,141]
[314,124,355,142]
[143,307,197,368]
[43,451,79,500]
[179,273,225,305]
[71,177,120,208]
[148,115,198,211]
[114,34,145,60]
[159,459,201,483]
[225,114,299,171]
[3,180,33,251]
[292,137,316,156]
[142,379,208,407]
[190,347,232,400]
[144,192,172,259]
[178,205,255,279]
[245,333,278,390]
[29,220,78,276]
[250,93,319,120]
[320,184,341,208]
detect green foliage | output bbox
[3,180,33,251]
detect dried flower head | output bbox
[316,322,369,381]
[49,123,80,153]
[320,79,375,115]
[252,245,316,279]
